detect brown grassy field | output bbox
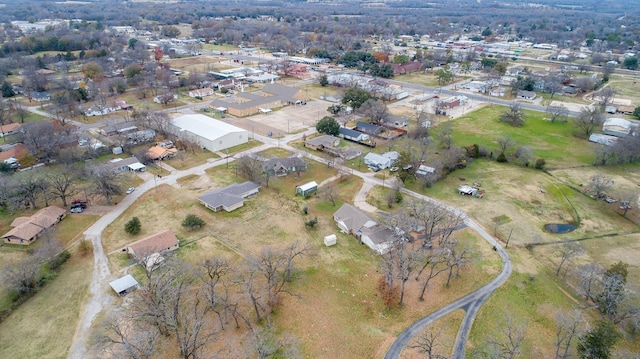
[98,160,501,358]
[0,249,92,359]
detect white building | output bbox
[171,114,248,152]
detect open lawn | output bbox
[164,148,219,170]
[443,105,595,167]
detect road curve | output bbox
[383,191,512,359]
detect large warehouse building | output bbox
[170,114,248,152]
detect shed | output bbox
[109,274,139,296]
[324,234,337,247]
[296,181,318,196]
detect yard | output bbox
[443,105,595,167]
[98,162,502,357]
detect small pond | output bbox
[545,223,577,234]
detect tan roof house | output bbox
[125,230,179,259]
[147,146,178,161]
[0,123,22,137]
[2,206,67,245]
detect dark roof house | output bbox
[262,156,306,176]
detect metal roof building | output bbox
[171,114,248,153]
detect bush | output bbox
[496,152,508,163]
[302,206,308,215]
[124,217,141,235]
[48,251,71,271]
[78,239,93,257]
[182,214,206,231]
[305,217,318,228]
[534,158,546,170]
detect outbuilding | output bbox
[171,114,248,152]
[323,234,337,247]
[296,181,318,197]
[109,274,140,296]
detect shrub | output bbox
[305,217,318,228]
[48,251,71,271]
[124,217,141,235]
[182,214,206,231]
[496,152,508,163]
[302,206,308,215]
[534,158,546,170]
[78,239,93,257]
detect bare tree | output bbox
[499,102,526,127]
[408,327,449,359]
[320,182,339,206]
[488,313,527,359]
[99,311,163,359]
[357,99,387,124]
[594,87,616,107]
[555,239,584,277]
[200,257,232,329]
[47,165,81,207]
[497,135,515,155]
[236,155,264,183]
[573,107,604,138]
[87,165,122,204]
[415,248,449,301]
[553,309,586,359]
[546,105,569,123]
[249,325,302,359]
[576,263,603,302]
[588,174,613,199]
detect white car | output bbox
[126,187,135,194]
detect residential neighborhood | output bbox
[0,1,639,358]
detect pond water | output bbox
[545,223,577,234]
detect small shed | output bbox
[296,181,318,197]
[109,274,139,296]
[324,234,337,247]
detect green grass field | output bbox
[442,105,595,167]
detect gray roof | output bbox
[262,83,304,103]
[355,121,384,135]
[109,274,139,294]
[262,156,306,171]
[104,156,142,172]
[381,114,408,125]
[305,135,339,148]
[199,181,260,209]
[360,225,395,245]
[339,127,365,138]
[334,203,374,232]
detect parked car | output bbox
[70,207,83,213]
[126,187,135,194]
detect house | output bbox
[296,181,318,197]
[517,90,537,100]
[390,61,422,76]
[338,128,370,143]
[2,206,66,245]
[603,117,633,137]
[109,274,140,296]
[126,229,179,261]
[0,123,22,137]
[147,146,178,161]
[415,165,436,176]
[364,151,398,170]
[333,203,393,254]
[170,114,248,152]
[199,181,260,212]
[305,135,340,151]
[188,87,214,98]
[355,121,384,136]
[605,105,617,114]
[31,91,51,102]
[104,157,146,174]
[380,114,408,128]
[617,106,635,115]
[262,156,306,176]
[154,93,178,104]
[115,99,133,111]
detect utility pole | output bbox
[506,228,513,248]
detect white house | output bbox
[171,114,248,152]
[333,203,393,254]
[188,88,214,98]
[364,151,398,170]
